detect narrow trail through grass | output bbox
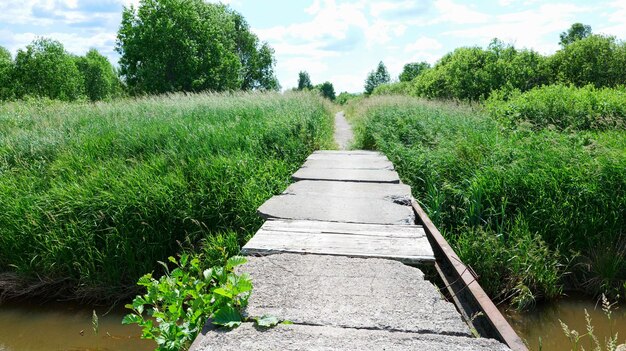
[333,111,353,150]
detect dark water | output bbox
[502,296,626,351]
[0,300,153,351]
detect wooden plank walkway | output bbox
[191,148,510,350]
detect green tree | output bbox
[297,71,313,90]
[559,23,592,47]
[116,0,278,94]
[551,34,626,87]
[13,38,84,101]
[315,81,335,100]
[0,46,14,100]
[399,62,430,82]
[336,91,359,105]
[232,12,279,91]
[75,49,122,101]
[364,61,390,95]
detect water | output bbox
[0,300,153,351]
[2,296,625,351]
[502,295,626,351]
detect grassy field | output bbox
[348,96,626,307]
[0,91,334,299]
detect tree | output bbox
[297,71,313,90]
[13,38,84,101]
[0,46,14,100]
[232,12,279,91]
[559,23,592,47]
[364,61,390,95]
[116,0,278,94]
[399,62,430,82]
[551,34,626,87]
[315,81,335,101]
[75,49,122,101]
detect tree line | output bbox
[295,71,336,101]
[0,0,279,102]
[373,23,626,100]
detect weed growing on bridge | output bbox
[349,96,626,306]
[0,91,334,299]
[123,254,252,351]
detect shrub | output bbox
[487,84,626,131]
[551,35,626,88]
[410,41,549,101]
[75,49,123,101]
[371,82,411,96]
[0,46,14,100]
[13,38,84,101]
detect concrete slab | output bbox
[242,220,434,264]
[292,168,400,183]
[191,323,510,351]
[257,194,415,225]
[283,180,412,204]
[238,254,471,336]
[311,150,383,156]
[302,157,394,170]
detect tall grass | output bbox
[0,91,334,299]
[349,96,626,306]
[487,85,626,131]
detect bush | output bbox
[336,92,361,105]
[410,41,550,101]
[551,35,626,88]
[13,38,84,101]
[371,82,411,96]
[487,85,626,131]
[75,49,123,101]
[0,47,14,100]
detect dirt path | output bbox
[334,111,353,150]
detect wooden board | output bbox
[242,220,434,264]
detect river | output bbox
[502,295,626,351]
[1,296,625,350]
[0,300,153,351]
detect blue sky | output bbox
[1,0,625,93]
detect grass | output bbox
[0,91,334,299]
[348,96,626,306]
[487,85,626,131]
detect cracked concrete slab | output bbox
[302,157,394,170]
[310,150,383,156]
[292,168,400,183]
[257,194,415,224]
[283,180,412,204]
[190,323,510,351]
[238,254,470,336]
[242,220,434,264]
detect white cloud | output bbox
[443,3,589,54]
[404,36,443,52]
[597,1,626,37]
[431,0,490,24]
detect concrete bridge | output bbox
[190,113,524,350]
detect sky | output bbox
[1,0,625,93]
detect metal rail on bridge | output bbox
[411,199,528,351]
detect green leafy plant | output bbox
[122,254,252,351]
